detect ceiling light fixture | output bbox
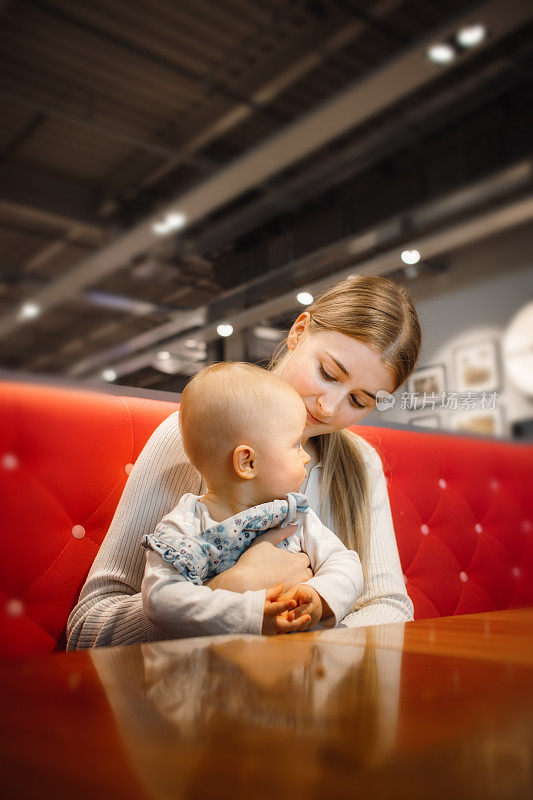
[401,249,421,265]
[102,368,117,382]
[456,24,486,49]
[426,43,456,65]
[296,292,314,306]
[151,211,187,236]
[217,323,233,338]
[19,302,41,320]
[157,350,171,360]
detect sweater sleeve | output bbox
[341,443,414,628]
[66,411,204,650]
[300,510,364,624]
[142,551,265,637]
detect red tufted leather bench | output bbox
[1,380,532,658]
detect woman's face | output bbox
[275,312,396,442]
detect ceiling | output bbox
[1,0,532,391]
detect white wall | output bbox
[378,220,533,437]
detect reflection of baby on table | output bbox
[88,625,405,800]
[141,363,363,639]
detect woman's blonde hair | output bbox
[269,275,422,582]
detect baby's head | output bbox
[179,362,310,504]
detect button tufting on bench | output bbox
[1,453,18,470]
[512,567,521,579]
[125,463,134,475]
[6,599,24,617]
[439,478,447,489]
[474,523,483,534]
[71,525,86,539]
[420,524,429,535]
[460,572,468,583]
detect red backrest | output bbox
[1,381,532,657]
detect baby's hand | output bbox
[278,584,323,631]
[262,583,312,636]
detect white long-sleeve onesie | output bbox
[141,492,363,638]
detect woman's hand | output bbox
[205,524,313,593]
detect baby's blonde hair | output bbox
[179,361,302,478]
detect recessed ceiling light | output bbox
[217,323,233,338]
[296,292,314,306]
[19,302,41,320]
[152,211,187,236]
[426,43,456,65]
[102,369,117,382]
[456,24,486,49]
[401,249,421,265]
[157,350,171,360]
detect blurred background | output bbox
[0,0,532,438]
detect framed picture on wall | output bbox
[453,339,500,393]
[450,406,505,437]
[407,363,446,410]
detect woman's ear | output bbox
[287,312,310,351]
[233,445,256,480]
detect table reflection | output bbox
[90,626,404,799]
[88,617,533,800]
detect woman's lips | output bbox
[306,409,322,425]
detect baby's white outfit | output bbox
[142,492,363,638]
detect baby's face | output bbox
[252,394,311,503]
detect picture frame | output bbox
[410,415,441,429]
[453,339,500,393]
[406,363,446,411]
[450,406,505,438]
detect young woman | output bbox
[67,275,421,649]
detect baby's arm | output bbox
[283,510,364,628]
[142,553,310,638]
[142,551,266,637]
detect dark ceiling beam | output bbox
[0,112,46,162]
[98,0,405,213]
[0,160,102,235]
[180,59,518,259]
[17,0,284,119]
[0,87,217,175]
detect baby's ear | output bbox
[233,444,256,480]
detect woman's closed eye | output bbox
[319,364,366,409]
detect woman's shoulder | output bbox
[140,409,191,467]
[348,431,384,473]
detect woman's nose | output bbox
[317,392,338,418]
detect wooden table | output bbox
[1,608,532,800]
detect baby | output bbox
[141,362,363,637]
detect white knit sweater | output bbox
[67,411,413,649]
